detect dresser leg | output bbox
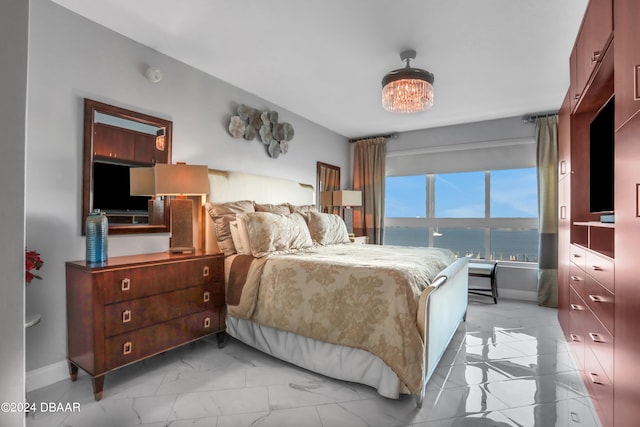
[92,376,105,401]
[68,362,78,381]
[216,331,226,348]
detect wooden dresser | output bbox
[65,251,225,400]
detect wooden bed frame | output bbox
[202,169,468,406]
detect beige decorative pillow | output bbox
[288,204,318,221]
[255,203,290,215]
[230,217,252,255]
[239,212,313,257]
[206,200,255,256]
[307,211,350,245]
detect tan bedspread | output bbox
[227,244,456,393]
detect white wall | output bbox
[0,1,29,425]
[25,0,349,384]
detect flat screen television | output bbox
[93,162,149,214]
[589,96,615,214]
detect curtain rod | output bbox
[348,132,398,144]
[522,111,558,124]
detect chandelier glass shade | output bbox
[381,50,434,113]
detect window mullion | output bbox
[485,171,490,258]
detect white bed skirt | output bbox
[226,315,404,398]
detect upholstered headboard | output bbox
[203,169,315,252]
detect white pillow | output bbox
[307,211,350,245]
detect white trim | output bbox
[26,360,85,392]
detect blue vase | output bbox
[86,209,108,263]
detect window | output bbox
[490,168,537,217]
[385,175,426,218]
[385,169,539,262]
[435,172,485,218]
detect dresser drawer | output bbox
[570,244,587,270]
[568,289,586,370]
[104,284,224,337]
[584,346,613,427]
[584,274,614,335]
[569,263,587,300]
[101,257,223,304]
[583,305,614,383]
[584,250,614,293]
[105,309,223,370]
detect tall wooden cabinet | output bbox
[559,1,640,426]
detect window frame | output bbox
[385,171,539,262]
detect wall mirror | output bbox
[82,98,173,235]
[316,161,340,214]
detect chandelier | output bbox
[381,50,434,113]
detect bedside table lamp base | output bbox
[168,197,195,253]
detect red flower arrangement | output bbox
[25,249,44,284]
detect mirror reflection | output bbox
[316,162,340,214]
[82,98,173,235]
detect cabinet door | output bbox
[570,47,580,111]
[574,0,613,103]
[134,133,168,164]
[558,92,572,177]
[614,0,640,129]
[614,114,640,426]
[93,123,135,160]
[558,176,571,332]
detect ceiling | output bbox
[50,0,588,139]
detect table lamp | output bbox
[131,163,209,253]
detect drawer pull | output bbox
[588,294,603,303]
[570,304,582,311]
[203,291,210,302]
[589,332,604,343]
[570,276,581,282]
[591,51,601,63]
[591,265,603,272]
[122,310,132,323]
[123,341,132,355]
[574,94,580,101]
[588,372,603,385]
[560,205,566,219]
[572,253,581,258]
[121,278,131,291]
[203,266,210,277]
[204,317,211,328]
[570,334,580,342]
[560,161,566,175]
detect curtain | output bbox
[353,137,387,244]
[536,115,559,307]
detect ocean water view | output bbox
[384,227,539,262]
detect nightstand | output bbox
[352,235,369,244]
[65,251,225,400]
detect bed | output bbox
[203,169,468,406]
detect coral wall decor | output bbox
[228,104,294,158]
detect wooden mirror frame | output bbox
[82,98,173,235]
[316,161,341,214]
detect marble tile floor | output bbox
[26,298,601,427]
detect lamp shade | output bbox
[319,191,335,206]
[130,163,209,196]
[382,49,434,113]
[332,190,362,207]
